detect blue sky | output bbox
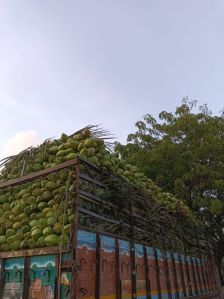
[0,1,224,158]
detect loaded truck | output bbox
[0,128,221,299]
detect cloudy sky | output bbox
[0,1,224,159]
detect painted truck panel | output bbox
[0,230,219,299]
[2,257,24,299]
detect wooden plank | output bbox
[0,245,71,258]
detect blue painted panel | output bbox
[2,257,24,299]
[119,239,130,255]
[146,246,154,258]
[77,230,96,249]
[28,255,55,299]
[101,235,115,252]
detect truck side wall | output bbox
[0,229,220,299]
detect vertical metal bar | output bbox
[71,161,81,299]
[195,257,203,294]
[55,253,59,299]
[161,238,172,299]
[177,229,187,298]
[96,233,101,299]
[153,247,161,299]
[202,258,209,293]
[183,248,193,296]
[208,259,215,292]
[190,256,198,295]
[130,235,137,299]
[153,227,162,299]
[171,251,179,299]
[22,256,30,299]
[178,253,186,298]
[143,246,151,299]
[180,224,193,297]
[0,259,5,299]
[115,238,121,299]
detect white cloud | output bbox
[0,130,40,159]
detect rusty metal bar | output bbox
[55,253,59,299]
[154,247,162,299]
[22,256,30,299]
[178,253,187,298]
[161,238,172,299]
[180,224,193,297]
[171,252,179,299]
[184,252,193,296]
[115,238,121,299]
[130,245,137,299]
[0,259,5,299]
[96,233,101,299]
[203,259,210,293]
[152,227,162,299]
[71,162,81,299]
[143,245,151,299]
[195,257,203,294]
[203,257,210,292]
[0,159,79,189]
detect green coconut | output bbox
[44,234,59,246]
[43,226,53,237]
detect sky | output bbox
[0,1,224,159]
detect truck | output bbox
[0,158,221,299]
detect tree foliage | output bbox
[116,98,224,277]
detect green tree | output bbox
[116,98,224,283]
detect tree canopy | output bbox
[116,98,224,281]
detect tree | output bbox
[116,98,224,283]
